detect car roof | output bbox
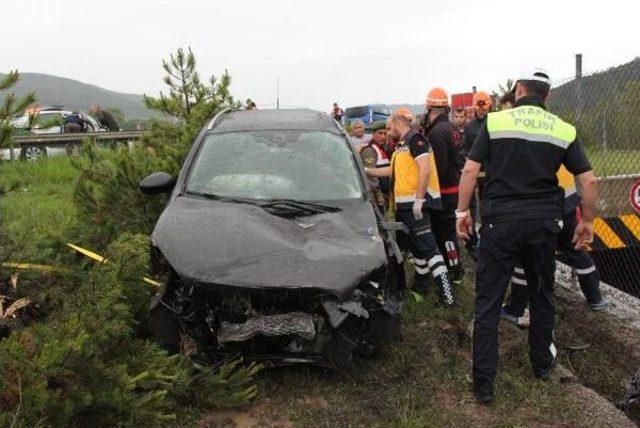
[209,108,342,135]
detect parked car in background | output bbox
[1,106,105,161]
[343,104,391,130]
[140,108,405,367]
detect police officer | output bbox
[367,108,455,305]
[456,68,598,403]
[423,88,464,285]
[502,165,606,326]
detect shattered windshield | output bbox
[187,130,364,202]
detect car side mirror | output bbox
[139,172,176,195]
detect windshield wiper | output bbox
[262,199,341,214]
[185,191,341,217]
[185,190,267,207]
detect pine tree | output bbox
[143,47,236,123]
[72,47,238,246]
[0,71,35,150]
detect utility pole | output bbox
[575,53,583,79]
[575,53,583,123]
[276,76,280,110]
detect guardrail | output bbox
[4,131,146,160]
[12,130,145,146]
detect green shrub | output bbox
[0,233,259,427]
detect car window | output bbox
[10,114,30,128]
[345,106,368,118]
[34,112,63,127]
[372,107,390,116]
[188,130,364,202]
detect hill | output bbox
[549,57,640,112]
[1,72,154,119]
[547,57,640,150]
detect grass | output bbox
[0,157,79,262]
[587,148,640,176]
[1,157,638,427]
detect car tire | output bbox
[65,143,81,157]
[20,145,47,162]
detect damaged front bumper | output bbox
[218,312,317,344]
[151,277,403,367]
[211,285,402,366]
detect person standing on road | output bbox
[331,103,344,123]
[456,68,598,403]
[349,119,371,147]
[90,105,120,131]
[366,108,455,305]
[63,111,88,133]
[423,88,464,285]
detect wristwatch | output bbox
[455,210,470,219]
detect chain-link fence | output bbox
[547,58,640,299]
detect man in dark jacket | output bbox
[423,87,464,284]
[90,105,120,131]
[460,91,492,257]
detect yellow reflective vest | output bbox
[389,131,442,210]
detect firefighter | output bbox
[366,108,455,305]
[423,88,464,285]
[502,165,606,326]
[462,91,492,158]
[456,68,598,403]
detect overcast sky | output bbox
[1,0,638,111]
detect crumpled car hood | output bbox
[152,195,387,299]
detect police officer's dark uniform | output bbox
[424,112,464,284]
[466,75,593,400]
[503,166,603,319]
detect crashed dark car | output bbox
[140,108,406,367]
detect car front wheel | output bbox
[20,146,47,162]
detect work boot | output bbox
[534,356,559,381]
[413,274,430,296]
[500,307,530,329]
[435,273,455,306]
[588,298,611,312]
[451,266,464,286]
[473,379,495,404]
